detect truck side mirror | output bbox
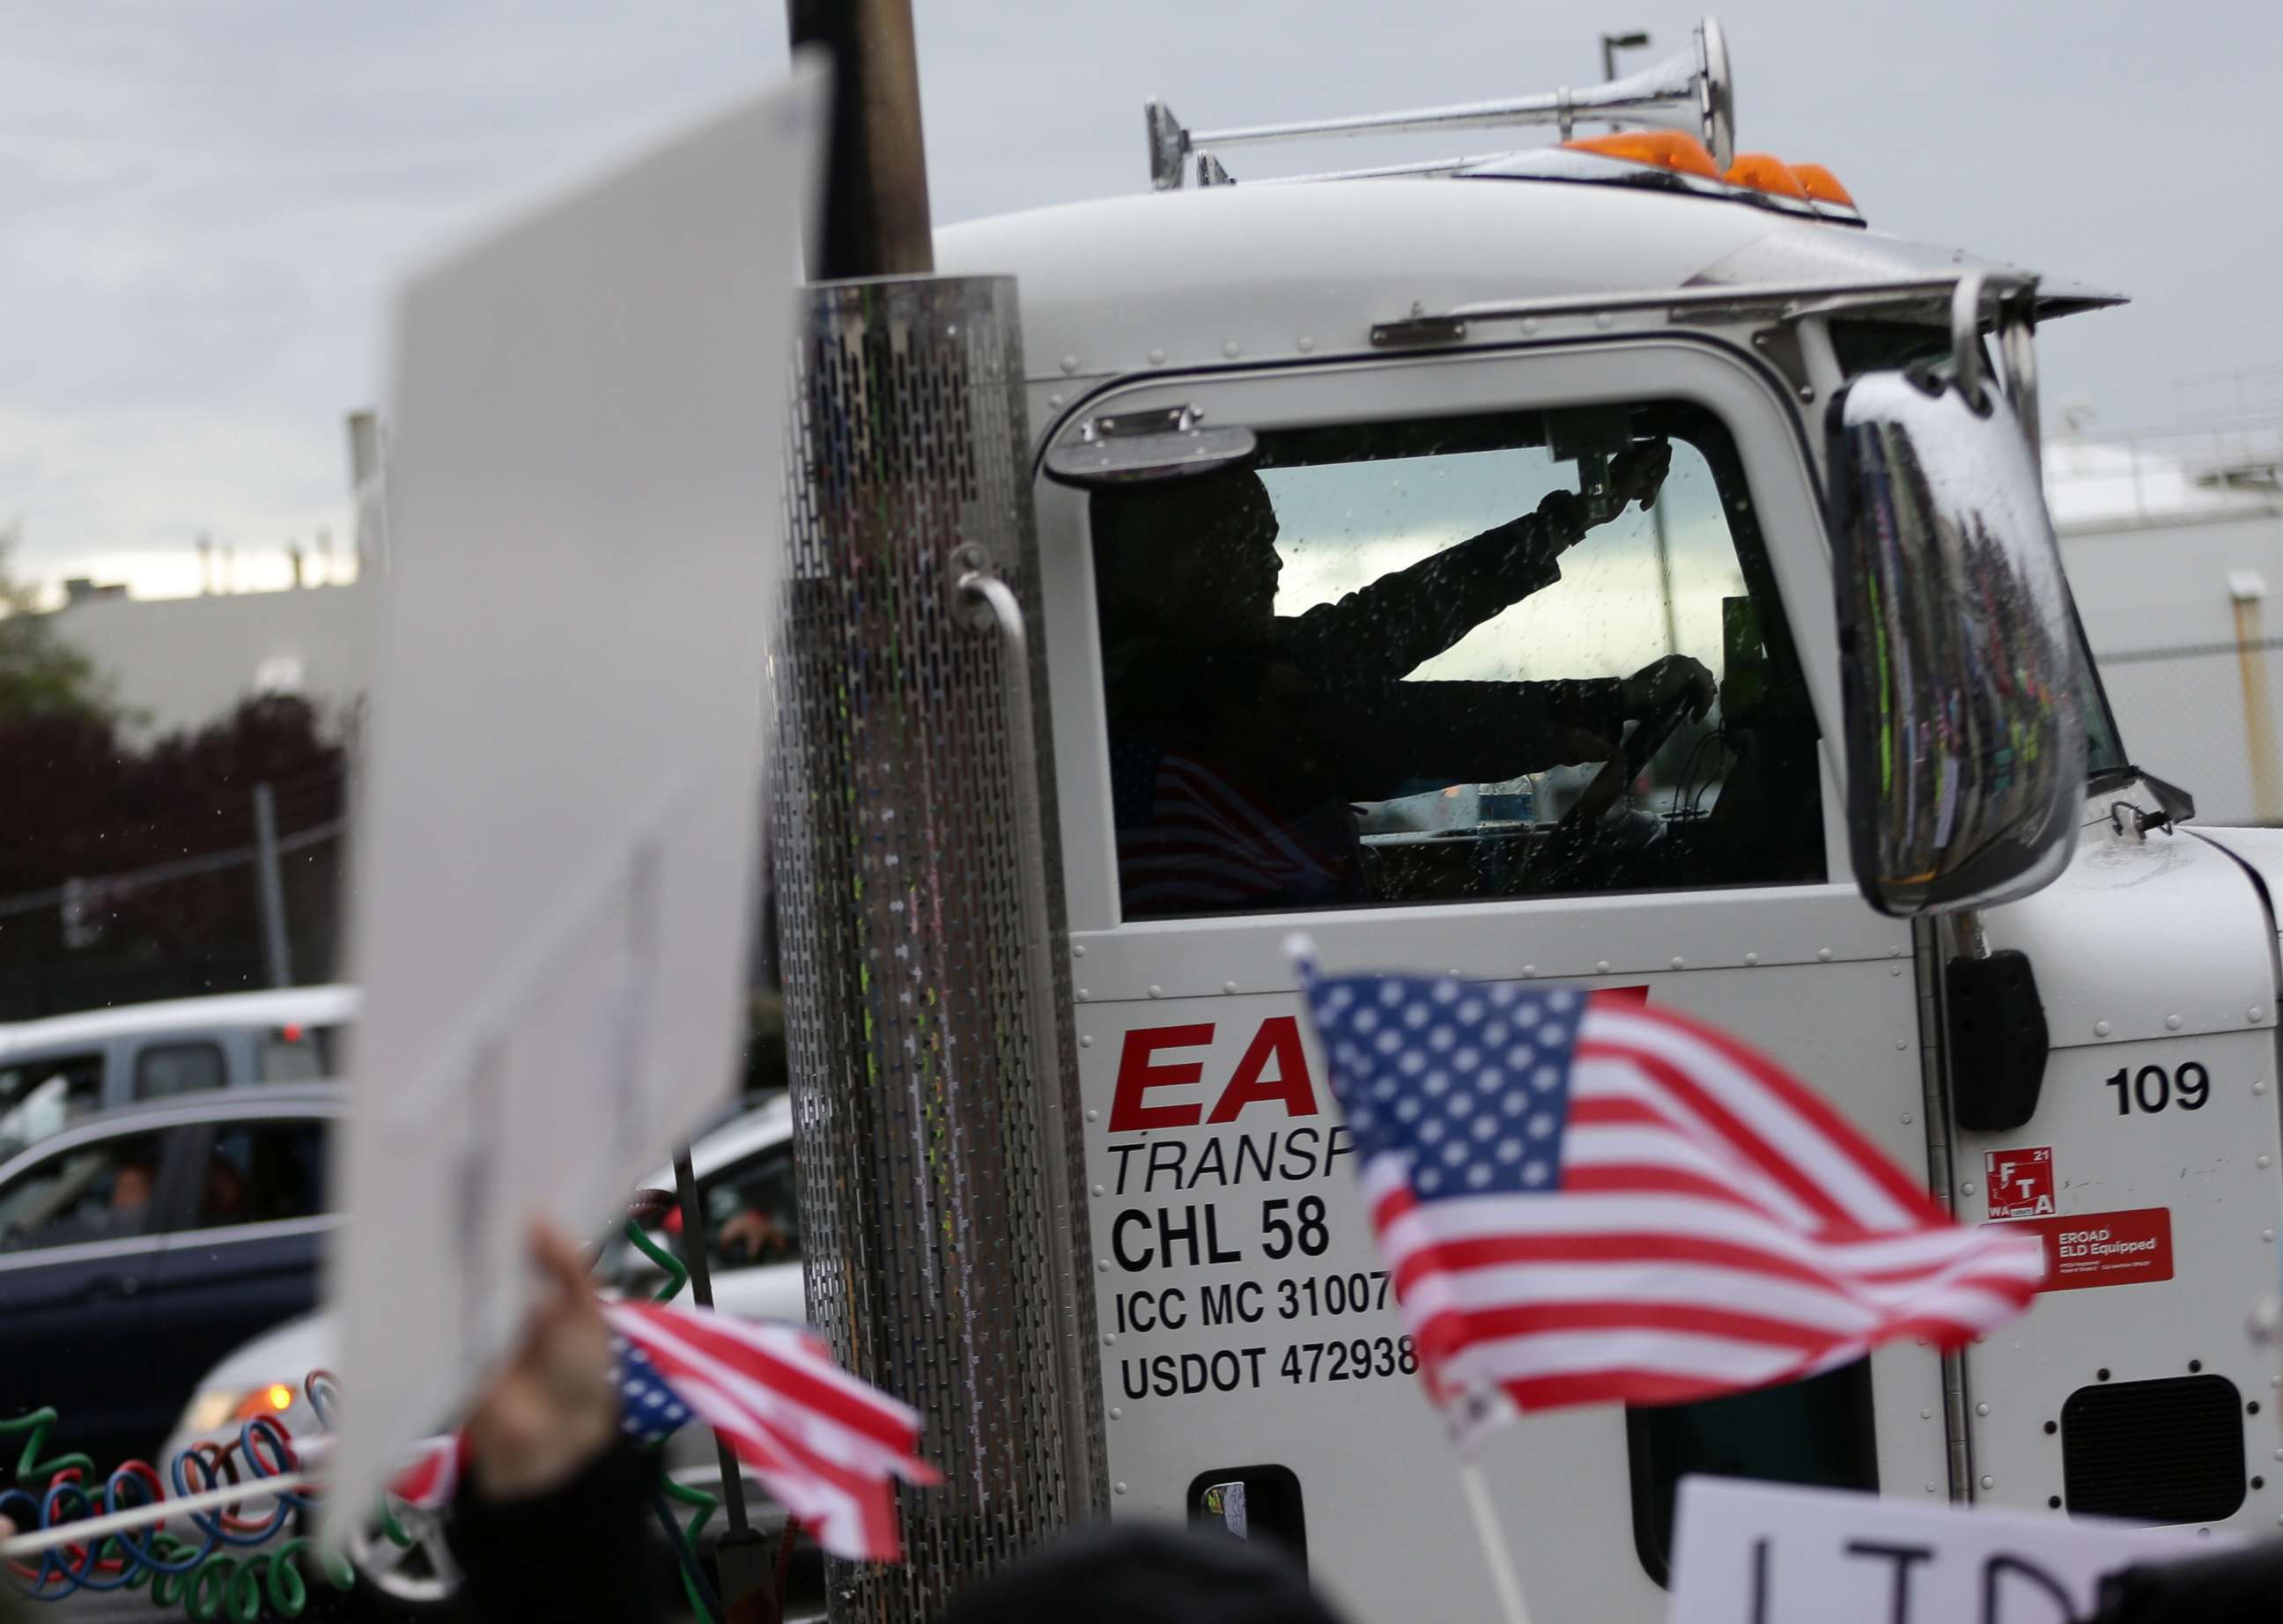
[1828,366,2089,918]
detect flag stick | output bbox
[1459,1459,1536,1624]
[1,1473,307,1561]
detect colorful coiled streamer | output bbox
[1,1217,766,1622]
[2,1390,354,1621]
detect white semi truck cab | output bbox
[899,19,2283,1620]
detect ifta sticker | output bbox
[1983,1146,2056,1220]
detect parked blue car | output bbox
[0,1085,338,1477]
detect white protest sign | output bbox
[323,60,824,1536]
[1670,1479,2233,1624]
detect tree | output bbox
[0,695,349,1017]
[0,522,115,724]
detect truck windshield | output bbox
[1831,320,2129,777]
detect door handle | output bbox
[82,1273,140,1302]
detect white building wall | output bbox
[2060,511,2283,825]
[48,584,369,743]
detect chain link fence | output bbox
[2050,422,2283,826]
[2089,631,2283,825]
[0,796,347,1021]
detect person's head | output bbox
[203,1155,248,1218]
[109,1159,155,1214]
[1092,469,1283,644]
[938,1523,1346,1624]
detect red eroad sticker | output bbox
[1994,1207,2176,1292]
[1983,1146,2056,1220]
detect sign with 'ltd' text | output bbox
[1670,1478,2227,1624]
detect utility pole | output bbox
[347,413,388,574]
[785,0,934,277]
[253,783,293,989]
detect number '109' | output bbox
[2102,1062,2209,1115]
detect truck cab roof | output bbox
[936,175,2114,395]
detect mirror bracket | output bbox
[1949,272,1992,410]
[1950,270,2045,469]
[1748,323,1815,402]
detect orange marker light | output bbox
[231,1384,299,1421]
[1724,153,1810,201]
[1560,130,1721,180]
[1787,163,1858,209]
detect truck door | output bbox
[1956,827,2283,1530]
[1034,340,1951,1624]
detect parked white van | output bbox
[0,985,358,1155]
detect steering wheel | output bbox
[1555,687,1702,837]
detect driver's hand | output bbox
[1620,653,1716,721]
[1533,439,1673,552]
[1608,438,1673,512]
[717,1208,783,1265]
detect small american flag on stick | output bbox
[1293,949,2044,1437]
[390,1302,937,1561]
[602,1302,939,1561]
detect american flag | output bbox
[389,1303,937,1562]
[1112,741,1355,914]
[615,1335,698,1439]
[1297,961,2045,1433]
[386,1433,465,1510]
[601,1302,939,1561]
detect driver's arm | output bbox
[1336,679,1629,794]
[1284,503,1570,687]
[716,1207,786,1263]
[1283,441,1671,686]
[1330,655,1716,795]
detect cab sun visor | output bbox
[1044,406,1260,488]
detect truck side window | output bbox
[1091,402,1822,920]
[1625,1357,1878,1586]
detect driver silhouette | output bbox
[1095,444,1712,918]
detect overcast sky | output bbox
[4,0,2279,598]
